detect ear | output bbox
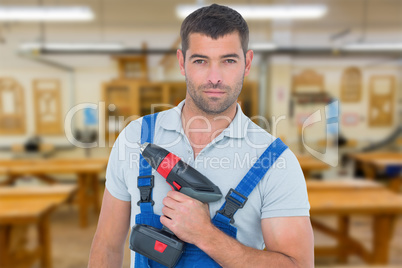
[244,49,254,77]
[177,49,185,76]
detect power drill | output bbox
[129,142,222,267]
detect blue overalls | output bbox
[135,113,288,267]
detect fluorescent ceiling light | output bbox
[20,43,124,51]
[342,43,402,51]
[176,5,327,20]
[0,6,94,21]
[249,43,277,51]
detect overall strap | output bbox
[137,113,159,214]
[215,138,288,224]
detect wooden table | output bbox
[0,166,7,176]
[0,158,107,227]
[349,152,402,192]
[297,154,331,179]
[0,185,77,268]
[308,179,402,264]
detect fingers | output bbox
[162,193,176,208]
[161,191,198,226]
[166,190,191,202]
[160,191,213,243]
[161,192,182,222]
[161,205,174,218]
[160,215,173,229]
[166,191,204,209]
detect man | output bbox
[89,4,314,268]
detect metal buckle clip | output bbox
[217,188,248,224]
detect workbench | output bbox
[0,185,77,268]
[349,152,402,192]
[0,158,107,227]
[308,179,402,264]
[297,154,331,179]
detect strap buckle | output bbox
[216,188,248,224]
[137,175,155,206]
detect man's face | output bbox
[177,32,253,115]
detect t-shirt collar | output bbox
[159,100,249,139]
[159,100,185,133]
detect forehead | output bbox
[186,32,243,56]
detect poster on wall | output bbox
[0,77,26,134]
[368,75,395,127]
[341,67,362,102]
[33,79,63,135]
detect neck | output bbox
[181,99,237,154]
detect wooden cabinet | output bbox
[103,80,186,141]
[116,55,148,81]
[238,81,259,120]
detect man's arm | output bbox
[161,191,314,268]
[88,189,131,268]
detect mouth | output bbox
[204,90,226,97]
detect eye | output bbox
[225,59,237,64]
[193,59,205,64]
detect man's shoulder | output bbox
[242,117,276,144]
[239,116,297,162]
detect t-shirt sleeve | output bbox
[260,149,310,218]
[105,128,132,202]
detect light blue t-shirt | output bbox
[106,100,310,264]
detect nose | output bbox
[207,63,222,85]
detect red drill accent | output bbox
[173,181,182,190]
[157,153,181,179]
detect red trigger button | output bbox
[173,181,182,190]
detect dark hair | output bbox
[180,4,249,58]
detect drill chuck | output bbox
[138,142,148,154]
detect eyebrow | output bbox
[221,53,240,59]
[189,54,208,60]
[189,53,240,60]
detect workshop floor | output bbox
[29,199,402,268]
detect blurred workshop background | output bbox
[0,0,401,267]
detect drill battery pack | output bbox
[130,224,184,268]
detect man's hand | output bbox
[160,190,213,244]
